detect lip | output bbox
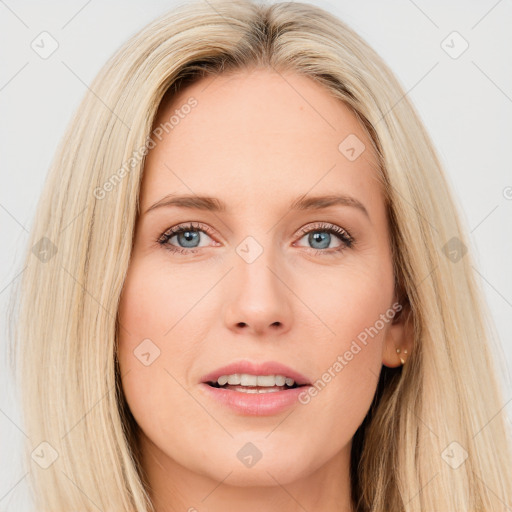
[199,382,310,416]
[200,360,311,386]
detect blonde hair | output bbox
[8,0,512,510]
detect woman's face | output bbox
[117,68,409,491]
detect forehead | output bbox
[141,68,383,217]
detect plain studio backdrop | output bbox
[1,0,511,509]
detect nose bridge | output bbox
[235,233,284,303]
[223,232,292,335]
[236,236,280,293]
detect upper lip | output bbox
[201,360,311,386]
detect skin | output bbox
[117,67,413,512]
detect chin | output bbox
[186,441,317,488]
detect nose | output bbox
[223,246,292,337]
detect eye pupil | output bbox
[178,230,200,247]
[309,231,330,249]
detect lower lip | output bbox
[199,383,310,416]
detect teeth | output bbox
[226,374,240,385]
[228,386,283,394]
[217,375,229,386]
[241,374,257,386]
[216,373,296,387]
[275,375,286,386]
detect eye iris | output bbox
[309,231,331,249]
[177,230,200,248]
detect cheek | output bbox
[117,255,203,355]
[116,255,219,434]
[294,255,394,424]
[297,253,394,352]
[116,259,186,428]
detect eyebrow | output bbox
[144,193,370,219]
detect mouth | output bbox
[199,361,312,415]
[205,374,305,392]
[200,360,311,396]
[200,376,311,416]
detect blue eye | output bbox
[294,222,354,254]
[157,222,213,254]
[157,221,354,255]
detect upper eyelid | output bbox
[296,222,351,238]
[160,221,212,237]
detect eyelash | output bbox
[156,221,354,256]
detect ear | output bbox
[382,296,414,368]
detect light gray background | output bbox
[1,1,511,510]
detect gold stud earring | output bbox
[396,347,405,365]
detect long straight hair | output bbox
[8,0,512,510]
